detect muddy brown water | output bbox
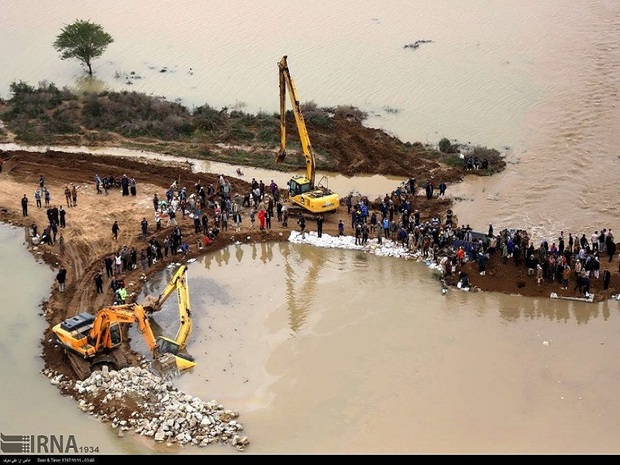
[5,223,620,454]
[129,241,620,454]
[3,0,620,454]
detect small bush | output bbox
[229,109,256,126]
[48,107,81,134]
[224,123,254,143]
[193,104,224,131]
[439,137,454,153]
[334,104,367,123]
[443,155,464,168]
[307,113,333,130]
[258,127,278,144]
[471,146,506,172]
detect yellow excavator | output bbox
[276,55,340,215]
[52,265,195,380]
[141,264,192,353]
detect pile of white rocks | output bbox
[44,365,249,451]
[287,230,446,271]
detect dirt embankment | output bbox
[0,148,617,384]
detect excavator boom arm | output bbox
[278,62,287,162]
[173,267,192,351]
[147,265,188,311]
[89,305,159,352]
[142,264,192,351]
[278,55,316,187]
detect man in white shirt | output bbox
[591,231,599,252]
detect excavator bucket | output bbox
[275,149,286,164]
[152,353,180,379]
[174,354,197,371]
[151,353,196,379]
[141,294,161,313]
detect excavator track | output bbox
[66,351,93,381]
[66,349,129,381]
[284,204,337,221]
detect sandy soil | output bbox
[0,148,618,385]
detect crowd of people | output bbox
[20,166,620,302]
[95,174,290,303]
[94,173,137,196]
[23,175,68,253]
[98,168,620,302]
[342,178,618,299]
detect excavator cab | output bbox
[288,176,311,197]
[156,336,196,371]
[108,323,122,347]
[152,336,195,379]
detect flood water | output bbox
[2,0,620,455]
[130,243,620,455]
[4,216,620,454]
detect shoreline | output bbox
[1,146,619,451]
[1,148,616,333]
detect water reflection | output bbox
[72,75,108,95]
[142,242,620,345]
[127,241,620,454]
[234,243,242,263]
[601,301,612,322]
[493,294,612,324]
[281,243,323,332]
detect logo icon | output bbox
[1,434,30,453]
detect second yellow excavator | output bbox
[276,55,340,215]
[52,265,195,380]
[141,264,192,353]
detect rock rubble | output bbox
[43,365,250,451]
